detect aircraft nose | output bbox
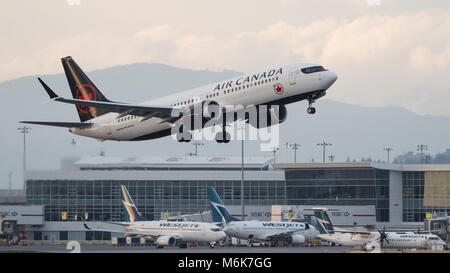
[328,71,338,86]
[224,226,232,234]
[218,231,227,240]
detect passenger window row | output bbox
[118,115,138,123]
[171,76,279,107]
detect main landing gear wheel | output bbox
[307,107,316,114]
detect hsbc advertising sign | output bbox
[0,205,44,225]
[275,205,376,226]
[226,206,272,221]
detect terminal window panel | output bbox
[284,168,389,222]
[402,171,426,222]
[27,179,285,221]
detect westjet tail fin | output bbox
[313,208,335,234]
[120,185,148,222]
[207,187,240,224]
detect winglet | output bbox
[38,77,59,99]
[83,223,92,230]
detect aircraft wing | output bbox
[83,223,182,239]
[39,77,179,120]
[53,97,177,119]
[264,230,301,241]
[19,121,93,128]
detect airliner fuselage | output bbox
[23,58,337,143]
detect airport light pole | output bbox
[18,126,31,191]
[8,172,12,203]
[192,141,204,156]
[240,122,245,221]
[317,141,332,163]
[270,146,279,162]
[383,147,393,164]
[328,155,335,162]
[417,144,428,164]
[285,143,301,163]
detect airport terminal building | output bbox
[7,156,450,241]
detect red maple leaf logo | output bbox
[274,83,284,95]
[75,84,96,114]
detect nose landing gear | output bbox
[307,97,316,114]
[307,107,316,114]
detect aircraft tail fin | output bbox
[120,185,147,222]
[207,187,240,224]
[61,56,112,122]
[313,208,335,234]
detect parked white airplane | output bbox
[21,56,337,143]
[208,187,319,245]
[84,185,226,248]
[313,208,448,251]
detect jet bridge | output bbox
[424,216,449,241]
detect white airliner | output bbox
[21,56,337,143]
[84,185,226,248]
[313,208,448,251]
[208,187,319,245]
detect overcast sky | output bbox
[1,0,450,116]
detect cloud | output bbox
[2,10,450,116]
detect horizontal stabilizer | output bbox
[20,121,93,128]
[52,96,175,118]
[38,77,59,99]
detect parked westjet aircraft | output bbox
[21,56,337,143]
[84,185,226,248]
[313,208,447,251]
[208,187,318,245]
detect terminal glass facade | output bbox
[403,171,450,222]
[26,179,285,221]
[284,168,389,222]
[402,171,425,222]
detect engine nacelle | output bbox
[247,105,287,129]
[156,235,176,246]
[289,234,306,245]
[364,242,379,252]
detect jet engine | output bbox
[364,242,379,252]
[247,105,287,129]
[289,234,306,245]
[156,236,176,246]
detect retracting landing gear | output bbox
[307,97,316,114]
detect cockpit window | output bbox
[211,228,223,232]
[301,66,326,74]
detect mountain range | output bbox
[1,62,449,189]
